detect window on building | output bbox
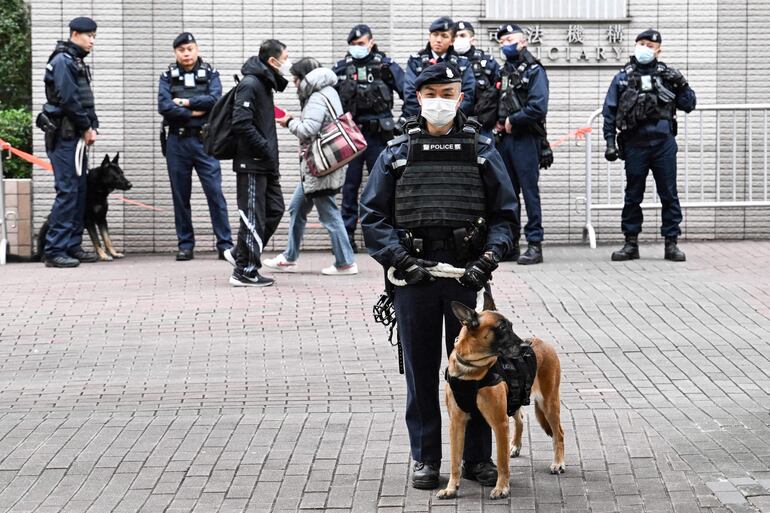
[485,0,627,20]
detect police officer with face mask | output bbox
[495,24,551,264]
[158,32,233,261]
[360,62,517,491]
[452,21,500,137]
[603,29,696,262]
[39,17,99,267]
[332,24,405,252]
[401,16,476,120]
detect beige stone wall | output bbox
[3,179,33,258]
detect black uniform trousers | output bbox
[233,172,285,276]
[622,135,682,237]
[393,248,492,465]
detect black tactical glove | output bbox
[460,251,499,291]
[661,67,687,91]
[393,251,437,285]
[605,139,619,162]
[539,139,554,169]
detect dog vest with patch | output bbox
[445,343,537,417]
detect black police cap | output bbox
[636,29,662,44]
[414,61,462,91]
[347,24,372,44]
[496,23,523,40]
[454,21,474,34]
[173,32,196,49]
[69,17,97,33]
[429,16,454,33]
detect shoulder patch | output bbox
[478,135,492,146]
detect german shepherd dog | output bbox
[36,153,132,261]
[437,293,565,500]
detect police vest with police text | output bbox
[167,60,213,100]
[342,53,394,115]
[394,123,486,231]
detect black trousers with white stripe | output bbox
[234,173,285,276]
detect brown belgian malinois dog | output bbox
[437,293,565,500]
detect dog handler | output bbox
[39,17,100,267]
[360,61,517,490]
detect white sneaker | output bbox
[223,247,236,267]
[321,263,358,276]
[263,254,297,272]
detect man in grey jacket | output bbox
[228,39,290,287]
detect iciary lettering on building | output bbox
[488,22,629,66]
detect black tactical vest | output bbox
[413,49,468,75]
[45,42,94,109]
[497,56,534,119]
[466,49,495,90]
[394,124,486,231]
[168,60,212,100]
[343,53,394,114]
[616,62,676,132]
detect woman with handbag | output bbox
[265,58,358,275]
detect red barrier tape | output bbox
[0,137,163,212]
[549,126,592,149]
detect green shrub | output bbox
[0,0,32,110]
[0,108,32,178]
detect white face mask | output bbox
[279,58,292,77]
[453,37,472,54]
[634,45,655,64]
[420,97,459,126]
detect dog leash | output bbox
[75,139,87,176]
[386,264,485,312]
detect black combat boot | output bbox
[411,461,440,489]
[611,235,640,261]
[517,242,543,265]
[664,236,686,262]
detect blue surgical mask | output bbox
[500,43,520,61]
[348,45,370,60]
[634,44,655,64]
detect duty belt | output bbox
[420,237,457,252]
[168,127,202,137]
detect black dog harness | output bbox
[445,343,537,417]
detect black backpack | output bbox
[202,74,240,160]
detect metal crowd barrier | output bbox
[579,103,770,248]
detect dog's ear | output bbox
[102,154,110,167]
[451,301,479,328]
[483,292,497,312]
[493,318,525,359]
[112,152,120,165]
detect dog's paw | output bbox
[111,252,125,259]
[510,444,521,458]
[549,462,565,474]
[489,486,510,500]
[98,253,113,261]
[436,487,457,500]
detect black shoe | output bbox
[229,271,275,287]
[44,255,80,268]
[176,249,194,261]
[411,461,440,490]
[611,235,640,261]
[462,459,498,486]
[517,242,543,265]
[502,240,520,262]
[69,249,98,263]
[664,237,686,262]
[220,247,236,267]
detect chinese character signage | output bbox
[484,22,630,67]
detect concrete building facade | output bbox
[30,0,770,254]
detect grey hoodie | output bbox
[287,67,346,196]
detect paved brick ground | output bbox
[1,241,769,513]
